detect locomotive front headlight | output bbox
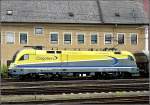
[9,63,16,69]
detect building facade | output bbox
[0,0,149,66]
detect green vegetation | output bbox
[0,64,8,78]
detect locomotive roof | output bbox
[18,49,133,56]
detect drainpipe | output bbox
[143,25,149,56]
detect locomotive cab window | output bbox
[19,54,29,60]
[128,55,134,61]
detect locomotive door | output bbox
[60,53,68,67]
[55,51,63,67]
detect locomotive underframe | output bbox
[9,67,139,79]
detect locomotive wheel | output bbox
[50,74,62,80]
[18,74,32,80]
[31,74,40,80]
[18,75,26,80]
[119,72,132,79]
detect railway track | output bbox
[77,96,149,104]
[2,85,149,95]
[1,78,149,104]
[2,96,149,104]
[1,78,149,95]
[1,78,148,86]
[1,91,149,104]
[2,76,148,82]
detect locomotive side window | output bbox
[47,51,55,54]
[56,51,62,54]
[19,54,29,60]
[114,52,121,54]
[128,55,134,61]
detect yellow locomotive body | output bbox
[9,49,139,78]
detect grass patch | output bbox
[0,64,8,78]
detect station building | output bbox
[0,0,149,68]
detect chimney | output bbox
[143,0,150,14]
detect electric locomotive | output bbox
[8,49,139,79]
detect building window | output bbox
[91,33,98,44]
[130,33,138,45]
[35,27,43,35]
[6,10,13,15]
[6,32,15,44]
[117,33,125,44]
[20,32,28,44]
[104,33,112,44]
[64,33,71,44]
[50,32,58,44]
[77,33,84,44]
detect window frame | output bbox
[63,32,72,45]
[117,33,125,45]
[130,33,138,45]
[5,31,15,44]
[19,32,28,45]
[77,32,85,44]
[104,33,113,45]
[90,32,98,45]
[50,32,59,45]
[34,27,44,35]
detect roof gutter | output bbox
[1,21,149,25]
